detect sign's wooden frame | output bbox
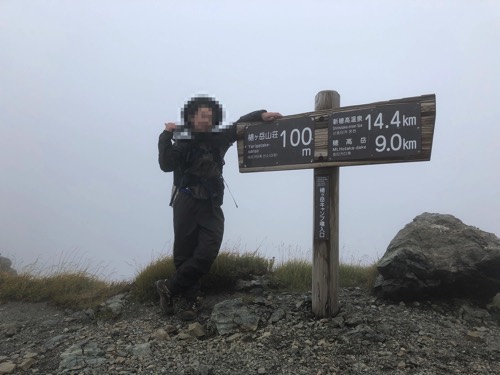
[237,94,436,173]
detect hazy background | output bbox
[1,1,499,280]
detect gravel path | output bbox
[1,288,499,374]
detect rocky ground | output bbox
[1,287,499,375]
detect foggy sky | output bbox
[1,1,499,280]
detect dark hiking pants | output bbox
[170,191,224,300]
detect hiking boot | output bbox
[177,297,203,321]
[155,279,174,315]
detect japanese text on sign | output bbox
[328,103,422,161]
[314,175,329,240]
[243,117,315,168]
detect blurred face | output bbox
[191,106,214,132]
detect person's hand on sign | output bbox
[164,122,177,132]
[261,112,282,122]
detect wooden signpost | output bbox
[236,92,436,317]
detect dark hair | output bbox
[181,96,223,127]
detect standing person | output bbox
[156,95,281,320]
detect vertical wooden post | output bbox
[312,90,340,317]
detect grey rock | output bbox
[487,293,500,323]
[487,293,500,311]
[249,287,264,295]
[253,296,268,305]
[331,315,345,328]
[376,323,394,334]
[22,352,37,359]
[1,324,17,338]
[0,361,16,374]
[459,304,491,324]
[295,299,304,309]
[466,330,486,343]
[99,293,128,317]
[128,342,152,357]
[234,279,256,291]
[345,316,364,327]
[18,357,36,371]
[257,331,271,341]
[178,332,195,341]
[40,318,60,328]
[151,328,170,341]
[375,213,500,301]
[85,307,96,319]
[344,324,386,343]
[188,322,206,337]
[226,333,241,342]
[2,287,500,375]
[192,363,211,375]
[44,334,69,350]
[59,341,105,370]
[268,308,285,324]
[211,298,260,335]
[234,275,271,292]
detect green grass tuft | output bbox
[130,255,176,302]
[0,249,380,310]
[272,259,379,292]
[130,251,271,302]
[0,271,128,310]
[272,259,312,292]
[201,251,270,292]
[339,262,379,289]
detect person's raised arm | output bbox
[228,110,283,142]
[158,122,186,172]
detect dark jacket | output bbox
[158,110,266,206]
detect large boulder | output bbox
[374,213,500,302]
